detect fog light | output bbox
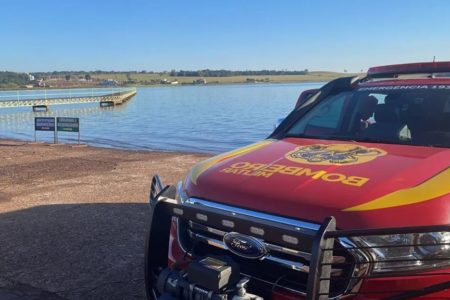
[173,208,184,215]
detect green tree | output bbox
[0,71,30,88]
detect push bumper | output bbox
[145,175,450,299]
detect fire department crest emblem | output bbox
[285,144,386,166]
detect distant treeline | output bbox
[0,72,30,85]
[0,71,31,88]
[31,69,310,77]
[169,69,309,77]
[31,70,156,77]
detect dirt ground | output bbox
[0,140,211,299]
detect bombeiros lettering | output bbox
[220,162,369,187]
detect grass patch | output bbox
[92,72,362,85]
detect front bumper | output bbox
[145,177,450,299]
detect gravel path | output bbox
[0,140,210,299]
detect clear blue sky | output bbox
[1,0,450,73]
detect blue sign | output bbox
[35,117,55,131]
[57,117,79,132]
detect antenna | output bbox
[431,56,437,78]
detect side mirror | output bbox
[274,117,285,130]
[295,89,319,109]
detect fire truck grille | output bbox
[176,198,356,298]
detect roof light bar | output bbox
[367,61,450,77]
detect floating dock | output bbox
[0,87,137,111]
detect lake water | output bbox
[0,83,323,154]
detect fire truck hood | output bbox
[185,138,450,229]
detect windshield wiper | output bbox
[284,134,407,145]
[284,133,361,142]
[350,137,407,145]
[284,133,325,139]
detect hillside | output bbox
[0,70,363,90]
[91,71,359,85]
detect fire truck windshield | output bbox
[286,86,450,148]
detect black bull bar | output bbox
[145,179,450,299]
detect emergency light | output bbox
[367,61,450,77]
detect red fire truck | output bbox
[145,62,450,299]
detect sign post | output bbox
[56,117,80,144]
[34,117,56,143]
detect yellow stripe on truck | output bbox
[343,168,450,211]
[190,140,274,185]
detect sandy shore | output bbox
[0,140,210,213]
[0,140,211,299]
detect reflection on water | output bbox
[0,83,324,153]
[0,105,118,144]
[0,106,114,123]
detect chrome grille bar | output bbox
[185,197,320,234]
[187,223,348,280]
[188,229,310,273]
[189,221,313,260]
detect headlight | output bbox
[353,232,450,274]
[175,180,189,203]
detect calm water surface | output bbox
[0,83,323,154]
